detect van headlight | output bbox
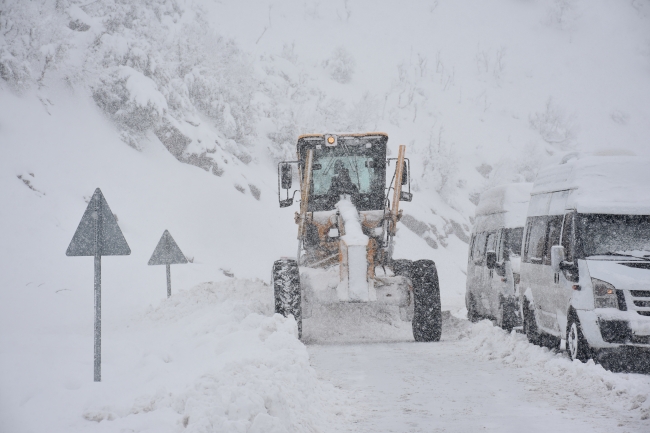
[592,278,619,309]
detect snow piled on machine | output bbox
[336,198,369,246]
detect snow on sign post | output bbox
[148,230,188,298]
[66,188,131,382]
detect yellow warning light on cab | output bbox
[326,135,336,145]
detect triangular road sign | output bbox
[66,188,131,256]
[148,230,188,265]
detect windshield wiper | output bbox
[339,140,362,189]
[598,252,650,262]
[322,157,337,175]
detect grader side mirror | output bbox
[400,191,413,202]
[281,164,292,189]
[401,161,408,185]
[279,198,294,208]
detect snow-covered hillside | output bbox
[4,0,650,309]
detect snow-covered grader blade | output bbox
[272,133,441,341]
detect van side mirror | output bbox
[401,161,408,185]
[550,245,565,273]
[281,164,292,189]
[486,251,497,269]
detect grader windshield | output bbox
[297,134,388,211]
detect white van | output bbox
[466,183,533,331]
[520,154,650,366]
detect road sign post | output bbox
[148,230,188,298]
[166,264,171,298]
[66,188,130,382]
[94,254,101,382]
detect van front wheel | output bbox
[467,293,481,323]
[496,296,517,333]
[566,315,591,362]
[523,301,541,346]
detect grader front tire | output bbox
[272,259,302,338]
[412,260,442,342]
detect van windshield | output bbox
[577,214,650,258]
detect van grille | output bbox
[629,290,650,317]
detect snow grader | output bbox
[272,133,441,341]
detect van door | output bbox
[554,212,578,333]
[467,234,478,302]
[468,232,487,313]
[523,216,551,328]
[489,229,507,314]
[483,231,499,315]
[542,215,563,335]
[474,231,489,314]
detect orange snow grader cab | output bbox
[272,132,442,341]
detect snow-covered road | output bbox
[306,312,650,433]
[2,279,649,432]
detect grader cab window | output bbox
[312,155,378,196]
[300,137,387,211]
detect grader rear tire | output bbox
[412,260,442,342]
[272,259,302,338]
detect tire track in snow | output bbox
[306,314,650,432]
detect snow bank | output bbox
[2,279,350,432]
[459,320,650,423]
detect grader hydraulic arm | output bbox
[389,144,406,237]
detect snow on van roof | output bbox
[472,183,533,233]
[532,155,650,215]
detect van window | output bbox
[486,232,498,253]
[473,232,487,263]
[561,213,574,263]
[504,227,524,258]
[496,230,504,261]
[543,216,563,265]
[524,217,547,263]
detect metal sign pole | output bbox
[166,264,171,298]
[94,254,101,382]
[94,195,103,382]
